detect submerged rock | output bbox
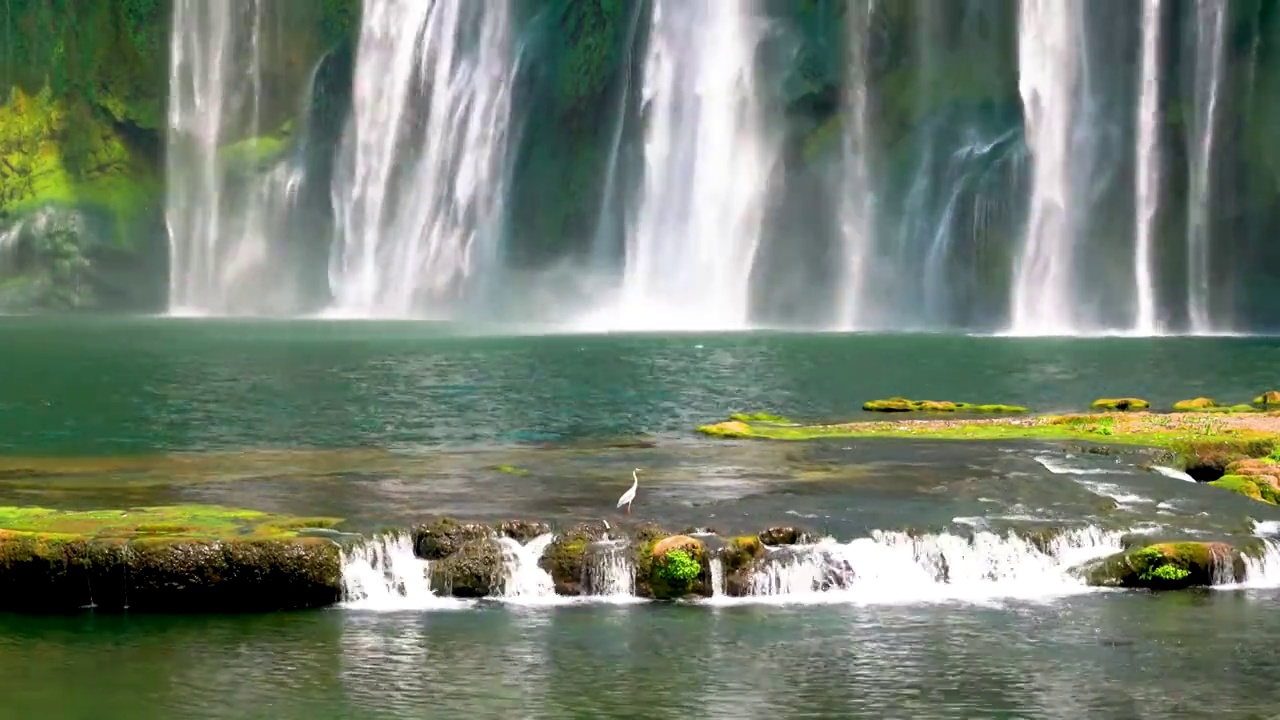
[429,538,504,598]
[758,526,817,546]
[1090,398,1150,411]
[412,518,494,560]
[0,505,344,612]
[1083,542,1243,590]
[862,398,1027,413]
[1173,397,1218,412]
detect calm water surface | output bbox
[4,590,1280,719]
[4,318,1280,718]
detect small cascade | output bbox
[341,533,459,610]
[1152,466,1196,483]
[582,540,636,598]
[497,534,557,599]
[743,526,1123,602]
[708,557,725,598]
[1222,540,1280,589]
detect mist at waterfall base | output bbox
[161,0,1280,336]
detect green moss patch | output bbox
[1085,542,1242,590]
[0,505,342,543]
[0,505,343,613]
[862,397,1027,414]
[1254,391,1280,408]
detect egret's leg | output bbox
[626,503,631,515]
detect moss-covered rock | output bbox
[862,398,1027,413]
[1090,398,1150,411]
[538,523,607,596]
[1209,474,1280,504]
[1083,542,1243,590]
[411,518,494,560]
[429,538,504,598]
[497,520,552,544]
[637,535,709,600]
[719,535,767,596]
[1253,390,1280,408]
[1173,397,1218,412]
[0,505,344,612]
[758,526,817,546]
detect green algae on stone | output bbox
[1253,391,1280,407]
[862,398,1027,414]
[538,523,607,596]
[1173,398,1219,412]
[729,412,795,424]
[637,534,710,600]
[1209,475,1280,505]
[1090,398,1150,411]
[0,505,344,613]
[411,517,494,560]
[492,464,530,476]
[0,505,342,542]
[1084,542,1243,590]
[430,538,504,598]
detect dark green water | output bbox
[4,317,1280,718]
[5,591,1280,719]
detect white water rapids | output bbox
[339,526,1280,610]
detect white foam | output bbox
[1152,465,1197,483]
[705,526,1125,607]
[340,534,471,611]
[1035,455,1122,476]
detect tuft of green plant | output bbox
[1141,564,1191,582]
[656,549,701,585]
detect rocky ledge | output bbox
[698,401,1280,504]
[0,505,344,613]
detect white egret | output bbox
[616,468,640,514]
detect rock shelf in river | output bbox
[0,505,344,612]
[1,506,1277,613]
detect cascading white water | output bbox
[327,0,514,319]
[708,557,725,598]
[497,534,557,599]
[582,540,637,597]
[604,0,774,331]
[341,533,462,610]
[837,0,876,330]
[166,1,309,316]
[165,0,241,314]
[1186,0,1227,334]
[745,527,1124,603]
[1219,540,1280,589]
[1009,0,1082,336]
[1133,0,1163,335]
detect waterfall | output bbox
[497,534,557,599]
[327,0,514,319]
[582,540,637,598]
[1221,540,1280,589]
[708,557,725,598]
[743,526,1123,603]
[341,534,463,611]
[1009,0,1082,335]
[607,0,774,331]
[165,0,246,314]
[837,0,876,330]
[1133,0,1163,335]
[1186,0,1227,334]
[165,1,308,316]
